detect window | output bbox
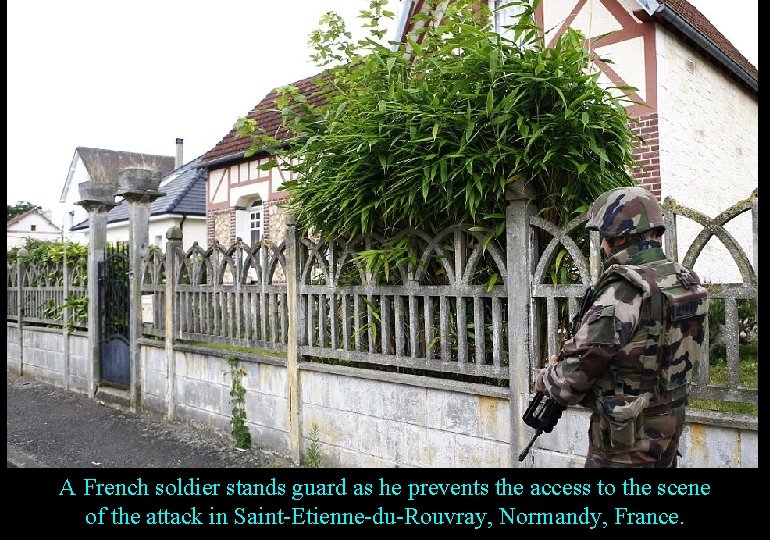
[30,224,37,231]
[248,203,263,245]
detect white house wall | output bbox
[146,217,207,251]
[567,0,622,38]
[656,28,757,283]
[209,164,292,204]
[595,35,647,102]
[57,154,91,242]
[7,213,62,247]
[81,216,208,251]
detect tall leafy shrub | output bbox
[239,0,638,247]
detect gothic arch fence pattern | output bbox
[126,190,758,406]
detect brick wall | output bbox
[630,112,661,201]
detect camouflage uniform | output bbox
[537,187,708,468]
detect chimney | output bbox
[175,138,184,169]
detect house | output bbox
[199,75,327,249]
[200,0,757,283]
[58,144,177,244]
[70,155,208,250]
[6,209,62,248]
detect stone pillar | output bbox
[16,248,27,376]
[76,181,119,397]
[119,168,164,412]
[164,226,182,420]
[62,248,70,391]
[752,189,758,332]
[505,182,536,468]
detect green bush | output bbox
[238,0,638,270]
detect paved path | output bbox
[7,373,296,468]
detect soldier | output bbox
[535,186,709,468]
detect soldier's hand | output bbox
[534,368,546,392]
[534,355,559,393]
[548,354,559,366]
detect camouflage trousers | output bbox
[584,405,686,468]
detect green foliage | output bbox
[41,295,88,330]
[689,359,758,416]
[10,239,89,328]
[707,297,758,360]
[226,356,252,450]
[302,423,323,468]
[238,0,638,259]
[8,238,88,286]
[690,337,757,416]
[7,201,42,221]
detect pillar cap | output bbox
[166,226,183,241]
[505,175,536,201]
[77,181,119,204]
[118,168,164,200]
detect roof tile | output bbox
[200,73,329,165]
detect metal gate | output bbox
[99,243,130,387]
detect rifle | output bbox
[517,285,594,462]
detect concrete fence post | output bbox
[76,181,118,397]
[62,247,70,391]
[16,248,27,376]
[505,181,537,468]
[284,214,301,464]
[165,226,182,420]
[751,189,758,332]
[120,167,164,413]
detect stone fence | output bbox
[7,181,758,467]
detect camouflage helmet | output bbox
[586,186,665,238]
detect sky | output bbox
[6,0,758,222]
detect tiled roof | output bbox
[657,0,758,83]
[71,157,206,230]
[199,73,329,166]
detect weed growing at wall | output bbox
[226,356,252,450]
[302,423,323,468]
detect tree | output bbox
[8,201,42,221]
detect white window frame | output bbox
[248,202,263,245]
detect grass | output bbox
[689,398,757,416]
[689,352,758,415]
